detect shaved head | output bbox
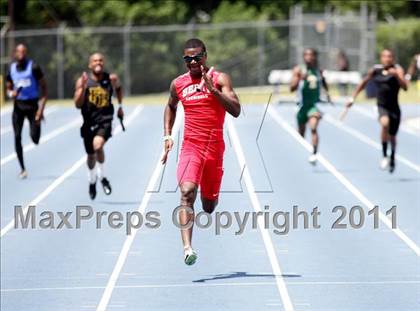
[88,52,105,75]
[89,52,104,63]
[14,44,28,62]
[380,49,395,67]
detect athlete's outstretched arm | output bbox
[202,68,240,118]
[110,74,123,103]
[74,72,88,109]
[110,73,124,118]
[162,80,178,164]
[290,66,302,92]
[346,68,374,107]
[34,77,48,123]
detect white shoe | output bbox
[18,170,28,179]
[308,154,317,165]
[380,157,390,170]
[184,247,197,266]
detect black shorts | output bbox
[80,121,112,154]
[378,106,401,136]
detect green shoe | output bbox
[184,248,197,266]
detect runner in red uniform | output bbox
[162,38,241,265]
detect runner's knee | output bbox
[180,183,196,205]
[380,116,389,128]
[93,136,105,151]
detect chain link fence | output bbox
[1,8,375,99]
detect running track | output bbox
[1,101,419,310]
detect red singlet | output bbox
[174,70,226,200]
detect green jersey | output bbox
[298,65,321,107]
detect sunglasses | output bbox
[183,52,206,63]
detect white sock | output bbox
[97,162,104,180]
[88,166,97,184]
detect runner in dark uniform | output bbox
[346,49,408,173]
[6,44,48,179]
[74,53,124,199]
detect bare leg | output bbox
[308,114,321,154]
[179,181,198,249]
[93,136,106,161]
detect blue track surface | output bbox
[1,102,419,310]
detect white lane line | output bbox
[1,105,59,135]
[269,106,420,257]
[0,126,13,135]
[96,111,183,311]
[352,105,420,137]
[3,280,419,293]
[1,105,13,116]
[0,106,144,238]
[227,117,294,311]
[1,117,82,166]
[324,114,420,173]
[405,117,420,131]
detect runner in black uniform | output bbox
[6,44,48,179]
[74,53,124,199]
[346,49,408,173]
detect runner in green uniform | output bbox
[290,48,330,165]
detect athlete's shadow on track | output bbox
[387,177,420,183]
[193,271,301,283]
[312,168,358,174]
[30,175,79,180]
[98,201,141,205]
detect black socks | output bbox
[382,141,388,157]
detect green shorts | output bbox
[297,104,321,125]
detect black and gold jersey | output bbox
[82,72,114,124]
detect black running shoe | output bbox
[389,158,395,173]
[89,183,97,200]
[101,177,112,195]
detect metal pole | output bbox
[325,7,333,69]
[359,2,368,73]
[288,7,295,68]
[0,21,7,76]
[257,23,266,85]
[296,5,303,66]
[7,0,14,57]
[369,9,377,69]
[57,23,65,99]
[187,17,195,39]
[123,22,131,96]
